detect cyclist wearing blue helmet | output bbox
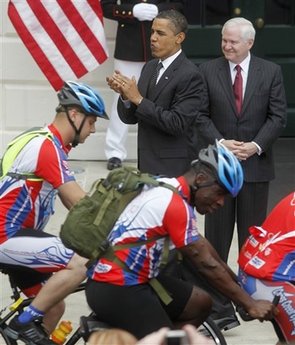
[85,142,277,339]
[192,140,244,198]
[1,81,107,344]
[57,81,108,147]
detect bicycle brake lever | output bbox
[272,295,280,306]
[236,295,280,322]
[236,305,254,322]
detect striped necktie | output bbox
[148,61,163,96]
[233,65,243,115]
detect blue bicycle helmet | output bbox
[195,140,244,197]
[58,81,108,119]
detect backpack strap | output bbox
[101,235,165,264]
[99,236,173,305]
[93,182,140,229]
[138,174,179,194]
[0,127,53,181]
[149,278,173,305]
[5,172,44,181]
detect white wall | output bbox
[0,0,137,160]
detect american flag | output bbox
[8,0,109,91]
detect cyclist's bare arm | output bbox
[196,235,239,282]
[58,181,86,209]
[179,236,278,321]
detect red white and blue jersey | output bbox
[88,176,200,286]
[0,124,75,244]
[238,191,295,282]
[238,269,295,342]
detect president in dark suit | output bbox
[102,0,184,171]
[106,9,204,177]
[194,17,287,328]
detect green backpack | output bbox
[60,166,177,266]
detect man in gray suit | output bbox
[194,17,287,329]
[106,9,204,177]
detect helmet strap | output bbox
[65,107,87,147]
[190,180,218,205]
[192,180,217,192]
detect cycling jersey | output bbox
[238,191,295,342]
[238,191,295,281]
[239,269,295,342]
[87,176,200,285]
[0,124,75,244]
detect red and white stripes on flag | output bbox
[8,0,109,91]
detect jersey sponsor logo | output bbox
[244,250,253,260]
[96,262,112,273]
[273,287,295,336]
[249,236,259,247]
[249,256,266,269]
[264,247,272,256]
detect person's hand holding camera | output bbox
[136,324,214,345]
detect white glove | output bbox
[133,3,158,21]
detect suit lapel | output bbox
[217,58,237,114]
[242,56,260,114]
[141,60,158,97]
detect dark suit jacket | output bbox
[118,52,204,176]
[197,55,287,182]
[101,0,184,62]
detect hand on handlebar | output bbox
[237,295,280,322]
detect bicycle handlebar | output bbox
[236,295,280,321]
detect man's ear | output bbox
[68,108,78,122]
[195,172,208,186]
[176,31,185,44]
[247,38,254,50]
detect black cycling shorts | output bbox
[0,263,51,290]
[85,274,193,339]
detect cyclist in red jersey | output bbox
[85,142,278,339]
[239,191,295,344]
[0,81,108,345]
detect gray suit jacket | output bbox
[197,55,287,182]
[118,52,204,176]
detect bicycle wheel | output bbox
[198,317,227,345]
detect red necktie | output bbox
[233,65,243,115]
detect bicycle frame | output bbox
[0,269,226,345]
[0,269,88,345]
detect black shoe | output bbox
[213,315,241,331]
[5,316,56,345]
[107,157,122,170]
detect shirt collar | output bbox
[229,53,251,74]
[47,124,72,154]
[160,49,182,70]
[176,175,191,201]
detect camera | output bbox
[165,330,189,345]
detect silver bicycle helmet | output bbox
[58,81,108,119]
[193,141,244,197]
